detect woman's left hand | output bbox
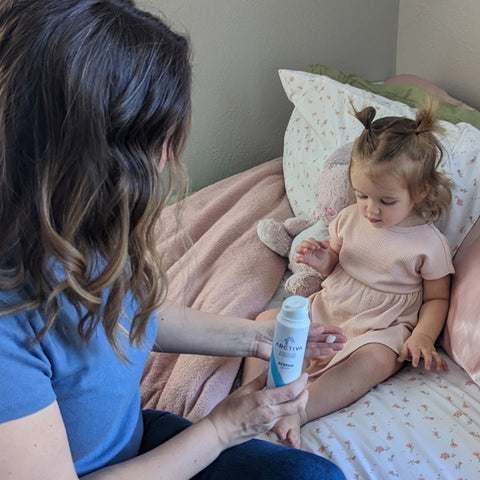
[254,319,346,361]
[304,323,346,358]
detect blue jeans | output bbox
[140,410,345,480]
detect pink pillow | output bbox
[440,216,480,385]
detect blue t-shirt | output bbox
[0,285,157,476]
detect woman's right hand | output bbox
[206,371,309,449]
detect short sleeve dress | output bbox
[305,204,455,377]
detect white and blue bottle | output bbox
[267,295,310,388]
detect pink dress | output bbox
[306,204,455,377]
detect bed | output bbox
[140,65,480,480]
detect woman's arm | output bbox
[87,372,308,479]
[154,301,346,360]
[397,275,451,371]
[0,402,78,480]
[0,374,309,480]
[154,301,263,358]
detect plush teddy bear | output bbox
[257,142,356,297]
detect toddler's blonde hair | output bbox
[350,100,453,221]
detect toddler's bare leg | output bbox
[241,308,280,386]
[275,343,402,448]
[306,343,402,421]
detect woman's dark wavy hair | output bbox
[0,0,191,357]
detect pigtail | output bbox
[414,97,444,138]
[413,98,452,221]
[355,106,377,130]
[411,97,446,172]
[353,106,378,156]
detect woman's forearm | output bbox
[82,419,222,480]
[153,301,260,357]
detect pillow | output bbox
[440,216,480,386]
[383,74,478,112]
[305,64,480,129]
[279,68,480,254]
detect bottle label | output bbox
[267,327,308,387]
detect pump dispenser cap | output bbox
[280,295,309,323]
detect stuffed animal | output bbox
[257,142,356,297]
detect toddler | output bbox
[243,102,455,448]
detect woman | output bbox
[0,1,345,479]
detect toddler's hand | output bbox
[397,333,448,372]
[295,238,331,272]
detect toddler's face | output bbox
[350,168,416,229]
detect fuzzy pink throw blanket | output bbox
[140,157,293,421]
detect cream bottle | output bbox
[267,295,310,388]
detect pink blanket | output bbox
[140,157,293,421]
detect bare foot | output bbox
[272,414,302,449]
